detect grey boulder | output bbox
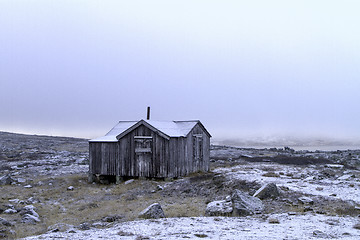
[232,189,264,216]
[139,203,165,219]
[205,199,233,216]
[253,183,280,199]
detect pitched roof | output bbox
[89,120,210,142]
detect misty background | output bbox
[1,1,360,147]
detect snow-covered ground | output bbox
[22,160,360,240]
[214,163,360,204]
[24,214,360,240]
[2,133,359,240]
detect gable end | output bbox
[183,121,211,138]
[116,120,170,140]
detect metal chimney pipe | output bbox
[147,106,150,120]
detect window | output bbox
[134,136,153,153]
[193,134,203,160]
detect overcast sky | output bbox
[1,0,360,141]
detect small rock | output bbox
[24,185,32,188]
[0,229,15,239]
[79,222,91,230]
[353,223,360,230]
[26,197,37,204]
[0,175,14,185]
[194,233,208,238]
[205,200,233,216]
[156,185,163,191]
[102,215,123,222]
[124,179,135,185]
[139,203,165,219]
[48,223,73,232]
[287,212,297,216]
[8,199,20,204]
[298,196,314,205]
[0,217,12,226]
[67,186,74,191]
[253,183,280,199]
[22,214,40,224]
[313,230,330,238]
[23,204,36,211]
[4,209,17,214]
[325,219,340,225]
[304,176,315,181]
[329,193,337,197]
[268,218,280,224]
[19,205,39,218]
[17,178,26,183]
[325,164,344,169]
[337,174,352,180]
[303,206,313,212]
[315,187,324,191]
[92,222,108,228]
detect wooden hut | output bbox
[88,119,211,182]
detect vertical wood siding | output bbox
[89,123,210,178]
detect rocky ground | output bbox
[1,131,360,239]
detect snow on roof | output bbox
[89,120,200,142]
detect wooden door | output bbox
[134,136,153,177]
[193,134,203,170]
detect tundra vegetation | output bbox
[0,131,360,239]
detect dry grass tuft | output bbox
[262,172,280,178]
[268,218,280,224]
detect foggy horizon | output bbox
[1,1,360,145]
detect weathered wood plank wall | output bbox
[89,123,210,178]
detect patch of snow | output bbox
[8,199,20,204]
[4,209,17,214]
[23,215,360,240]
[214,163,360,204]
[124,179,135,185]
